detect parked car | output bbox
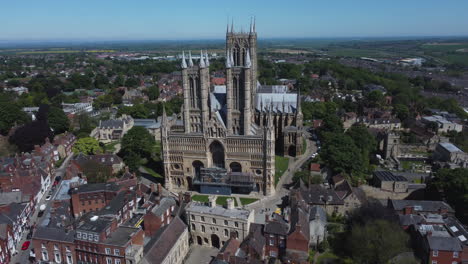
[45,195,52,201]
[21,241,30,250]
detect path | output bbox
[245,129,316,223]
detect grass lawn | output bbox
[275,156,289,186]
[401,161,425,170]
[239,197,259,206]
[141,165,163,179]
[216,196,238,207]
[302,137,307,155]
[191,195,209,203]
[104,141,120,153]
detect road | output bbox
[246,129,317,223]
[10,154,74,264]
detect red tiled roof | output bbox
[310,163,320,172]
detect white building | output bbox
[422,115,463,134]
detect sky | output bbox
[1,0,468,41]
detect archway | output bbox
[192,161,204,179]
[288,145,296,157]
[186,177,193,189]
[229,162,242,173]
[211,234,220,248]
[197,236,202,245]
[209,141,225,168]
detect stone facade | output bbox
[185,197,254,249]
[92,115,134,143]
[161,20,303,196]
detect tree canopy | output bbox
[73,137,102,155]
[119,126,155,172]
[47,106,70,134]
[0,102,30,135]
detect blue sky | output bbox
[1,0,467,41]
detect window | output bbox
[191,215,195,220]
[66,246,70,252]
[54,252,61,263]
[66,254,73,264]
[42,251,49,261]
[106,257,113,264]
[433,250,438,257]
[82,233,87,240]
[224,229,228,237]
[453,252,459,258]
[224,220,228,225]
[88,234,93,241]
[269,239,275,246]
[115,259,121,264]
[212,218,216,224]
[114,249,120,256]
[432,261,437,264]
[41,243,46,249]
[77,232,81,239]
[201,216,205,222]
[105,248,111,254]
[94,235,99,242]
[235,222,239,228]
[202,225,205,233]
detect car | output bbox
[45,195,52,201]
[21,241,30,250]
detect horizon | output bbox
[1,0,468,42]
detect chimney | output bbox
[209,196,216,208]
[150,184,156,194]
[404,206,414,215]
[184,192,192,203]
[265,214,269,222]
[226,198,235,210]
[157,183,162,194]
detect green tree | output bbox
[120,126,155,159]
[48,106,70,134]
[346,220,409,264]
[428,168,468,223]
[73,137,102,155]
[321,132,364,176]
[82,159,113,183]
[146,85,160,100]
[0,102,30,135]
[393,104,410,121]
[93,94,114,109]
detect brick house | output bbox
[264,213,288,258]
[32,227,76,263]
[53,132,77,159]
[143,197,177,237]
[70,183,120,218]
[71,153,124,175]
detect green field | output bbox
[192,194,209,203]
[275,155,289,186]
[239,197,259,206]
[141,165,163,178]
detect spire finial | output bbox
[199,50,206,68]
[250,16,254,33]
[231,18,234,33]
[227,18,229,34]
[225,49,231,68]
[245,49,251,68]
[181,51,187,69]
[188,51,194,67]
[205,50,210,67]
[253,16,256,32]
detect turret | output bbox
[204,50,210,67]
[199,50,206,68]
[245,49,252,68]
[225,49,232,68]
[188,51,194,67]
[181,51,187,69]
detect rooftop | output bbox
[389,200,454,213]
[102,226,141,247]
[374,171,407,182]
[186,202,252,220]
[439,142,463,153]
[33,226,75,243]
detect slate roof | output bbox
[102,226,141,246]
[299,185,344,205]
[71,182,119,194]
[398,214,424,226]
[151,197,176,217]
[264,213,289,236]
[427,236,462,251]
[33,226,75,243]
[143,217,187,264]
[389,200,454,213]
[309,206,327,222]
[98,191,135,216]
[374,171,407,182]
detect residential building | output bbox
[70,183,120,218]
[53,132,77,159]
[142,217,189,264]
[433,142,468,168]
[143,197,177,236]
[91,115,134,143]
[372,170,409,193]
[62,102,93,115]
[388,199,455,216]
[422,115,463,134]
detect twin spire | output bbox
[226,17,256,34]
[181,50,209,69]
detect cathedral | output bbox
[161,19,303,196]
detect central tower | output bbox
[225,19,257,135]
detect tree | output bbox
[73,137,102,155]
[0,102,30,135]
[393,104,410,121]
[9,120,53,152]
[320,132,364,176]
[82,160,113,183]
[428,168,468,224]
[120,126,155,159]
[346,220,409,264]
[48,106,70,134]
[146,85,159,100]
[365,90,385,107]
[93,94,114,110]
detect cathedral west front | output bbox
[161,19,303,196]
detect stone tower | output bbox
[225,18,257,135]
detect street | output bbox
[10,154,74,264]
[246,129,317,224]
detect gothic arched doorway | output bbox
[192,160,204,179]
[209,141,225,168]
[211,234,220,248]
[288,145,296,157]
[197,236,202,245]
[229,162,242,173]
